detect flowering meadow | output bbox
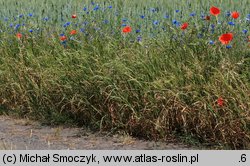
[0,0,249,149]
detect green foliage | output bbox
[0,0,249,149]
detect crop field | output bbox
[0,0,249,149]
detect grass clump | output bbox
[0,0,249,149]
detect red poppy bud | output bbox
[181,22,188,30]
[16,33,22,39]
[60,36,67,41]
[122,26,132,33]
[70,30,77,35]
[205,16,211,21]
[217,97,224,107]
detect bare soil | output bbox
[0,116,194,150]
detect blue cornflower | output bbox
[137,36,142,42]
[91,1,95,5]
[242,29,248,34]
[83,7,87,11]
[164,15,169,19]
[140,15,145,19]
[209,40,215,45]
[172,20,177,24]
[108,6,112,9]
[103,20,109,24]
[153,20,159,25]
[4,18,8,21]
[190,12,196,17]
[122,18,127,22]
[122,23,127,27]
[9,23,13,28]
[226,45,232,49]
[19,14,24,18]
[28,13,33,17]
[175,10,180,13]
[200,14,205,20]
[226,11,231,17]
[150,8,156,13]
[228,22,235,26]
[93,5,99,11]
[245,14,250,21]
[63,22,71,28]
[83,21,88,25]
[136,29,141,33]
[15,24,21,30]
[80,28,85,32]
[172,20,181,26]
[43,17,49,21]
[29,29,33,33]
[60,33,65,36]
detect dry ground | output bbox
[0,116,194,150]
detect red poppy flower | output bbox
[16,33,22,39]
[70,30,77,35]
[72,14,77,19]
[60,36,67,41]
[219,33,233,45]
[180,22,188,30]
[210,6,220,16]
[217,97,224,107]
[122,26,132,33]
[205,15,211,21]
[231,11,240,19]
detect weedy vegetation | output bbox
[0,0,249,149]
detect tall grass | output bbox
[0,0,249,149]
